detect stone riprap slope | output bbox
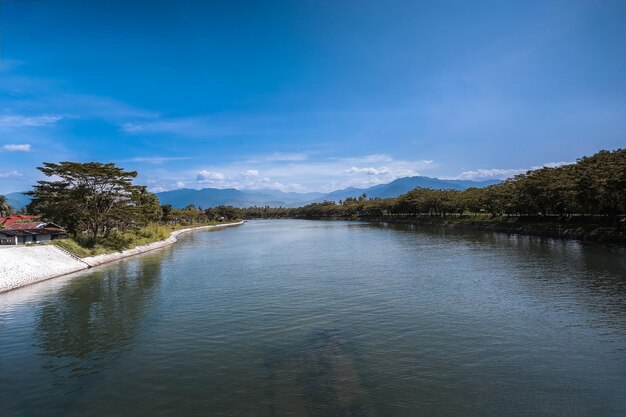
[0,221,244,293]
[0,246,89,293]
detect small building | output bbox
[0,221,66,245]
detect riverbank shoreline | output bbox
[276,216,625,244]
[0,221,244,294]
[373,218,624,244]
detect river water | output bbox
[1,220,625,417]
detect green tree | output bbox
[0,195,14,217]
[161,204,174,222]
[238,148,625,220]
[131,186,163,226]
[27,162,155,238]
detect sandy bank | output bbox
[0,221,243,293]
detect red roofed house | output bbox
[0,217,66,245]
[0,215,39,227]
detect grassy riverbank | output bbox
[50,221,227,257]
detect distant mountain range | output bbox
[155,176,500,208]
[4,192,31,211]
[3,176,499,210]
[154,188,325,209]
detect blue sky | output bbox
[0,0,624,194]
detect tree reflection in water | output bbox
[35,258,162,380]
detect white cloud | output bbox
[0,170,23,178]
[2,144,31,152]
[452,161,573,180]
[121,116,241,138]
[121,123,145,133]
[249,154,437,191]
[122,156,194,164]
[148,154,437,193]
[395,168,420,177]
[150,186,168,193]
[322,156,435,189]
[337,154,394,164]
[345,166,393,176]
[196,170,226,183]
[454,168,525,180]
[242,169,260,177]
[0,115,63,128]
[176,181,186,188]
[246,152,309,163]
[188,168,309,193]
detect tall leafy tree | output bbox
[131,186,163,225]
[0,195,14,217]
[27,162,159,237]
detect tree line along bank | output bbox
[1,148,624,249]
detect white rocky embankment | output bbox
[0,246,89,293]
[0,221,243,293]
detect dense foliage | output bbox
[241,149,626,220]
[160,204,240,225]
[27,162,162,238]
[21,162,241,254]
[12,149,626,241]
[0,195,14,217]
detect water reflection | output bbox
[1,220,625,417]
[367,221,626,309]
[36,257,162,374]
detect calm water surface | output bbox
[1,220,625,417]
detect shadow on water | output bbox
[265,328,379,417]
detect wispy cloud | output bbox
[121,116,241,138]
[247,152,309,163]
[344,166,393,176]
[150,153,439,193]
[451,161,572,180]
[0,170,23,178]
[334,154,394,164]
[242,169,260,177]
[0,114,64,128]
[120,156,195,164]
[193,168,304,193]
[453,168,525,181]
[332,156,435,188]
[1,144,32,152]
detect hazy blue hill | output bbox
[306,176,500,203]
[312,187,364,203]
[5,176,500,211]
[251,189,324,199]
[440,179,501,189]
[367,176,464,198]
[156,188,289,208]
[250,189,325,205]
[4,192,31,210]
[157,176,501,208]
